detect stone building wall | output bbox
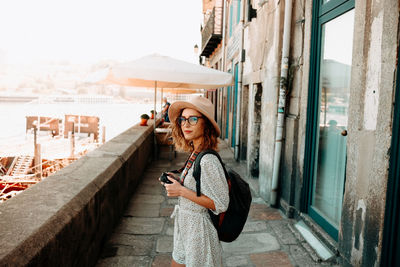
[235,0,399,265]
[338,0,398,266]
[202,0,399,265]
[243,0,285,201]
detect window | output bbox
[303,0,355,241]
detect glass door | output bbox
[303,0,355,240]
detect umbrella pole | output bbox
[154,81,157,160]
[161,88,163,111]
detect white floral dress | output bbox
[171,153,229,267]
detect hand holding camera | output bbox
[160,172,182,197]
[159,172,173,184]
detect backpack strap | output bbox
[193,150,226,197]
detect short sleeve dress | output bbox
[171,153,229,267]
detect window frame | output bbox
[301,0,355,241]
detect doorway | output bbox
[240,85,249,161]
[302,0,355,240]
[248,83,262,178]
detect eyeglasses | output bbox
[178,116,203,126]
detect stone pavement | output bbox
[96,141,338,267]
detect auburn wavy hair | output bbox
[171,111,219,153]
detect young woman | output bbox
[160,96,229,267]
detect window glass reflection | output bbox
[312,9,354,227]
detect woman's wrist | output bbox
[179,185,188,197]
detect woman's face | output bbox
[180,108,205,142]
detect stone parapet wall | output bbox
[0,119,159,266]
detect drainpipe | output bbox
[220,0,227,138]
[234,0,246,160]
[271,0,293,206]
[160,87,163,112]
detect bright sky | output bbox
[323,9,354,66]
[0,0,202,65]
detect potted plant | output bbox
[140,114,150,126]
[150,110,156,119]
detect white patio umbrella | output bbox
[97,53,233,89]
[87,53,234,155]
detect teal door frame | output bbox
[226,86,231,139]
[236,0,241,24]
[301,0,355,241]
[381,43,400,267]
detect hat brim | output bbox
[168,101,221,137]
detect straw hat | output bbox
[168,96,221,137]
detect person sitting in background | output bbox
[162,97,171,122]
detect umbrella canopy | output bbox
[85,68,200,94]
[85,53,233,156]
[90,53,233,89]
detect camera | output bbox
[160,172,173,184]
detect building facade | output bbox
[200,0,400,266]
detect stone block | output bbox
[116,217,165,235]
[160,206,174,217]
[252,197,267,204]
[250,251,293,267]
[124,203,160,217]
[223,255,251,267]
[151,254,172,267]
[106,234,154,255]
[156,236,173,253]
[222,233,280,255]
[142,174,163,186]
[269,221,298,245]
[96,256,151,267]
[249,203,282,221]
[288,244,316,266]
[135,184,163,195]
[130,194,165,204]
[166,226,174,236]
[114,246,152,257]
[242,221,269,233]
[153,158,177,167]
[165,217,175,225]
[298,241,322,263]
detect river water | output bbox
[0,101,156,147]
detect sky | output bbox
[323,9,354,66]
[0,0,203,65]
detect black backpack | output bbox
[192,150,252,242]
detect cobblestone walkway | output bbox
[96,142,338,267]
